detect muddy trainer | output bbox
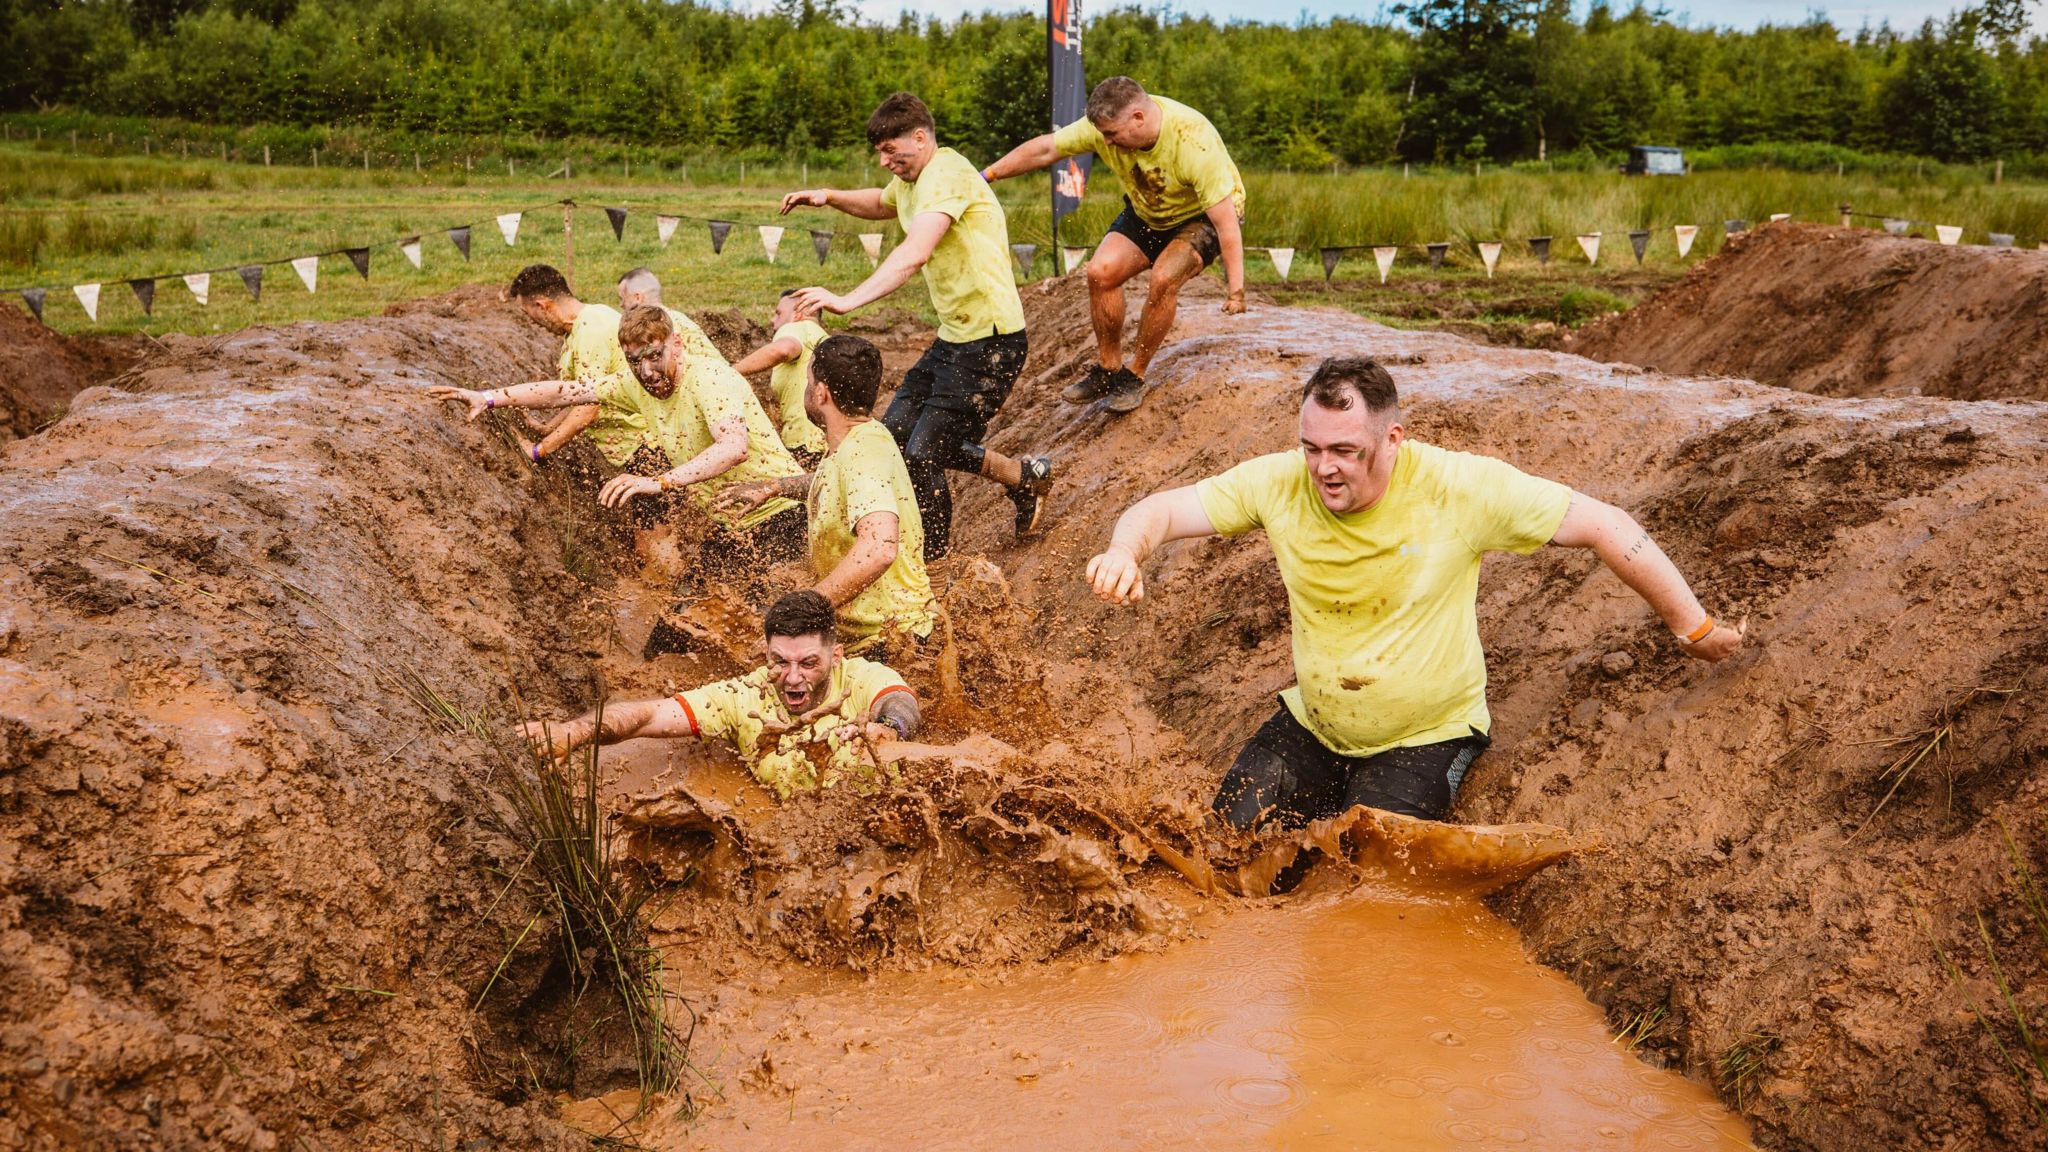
[1087,357,1744,834]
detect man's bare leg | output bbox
[1129,239,1207,378]
[980,450,1023,489]
[1084,234,1151,368]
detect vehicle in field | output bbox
[1623,146,1686,176]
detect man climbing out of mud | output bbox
[730,288,830,468]
[523,590,923,799]
[982,76,1246,415]
[1087,356,1745,844]
[777,91,1054,554]
[718,334,940,660]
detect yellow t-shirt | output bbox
[636,353,803,532]
[1052,95,1246,230]
[880,147,1027,344]
[767,320,829,457]
[807,420,938,644]
[558,303,644,466]
[1195,441,1571,759]
[678,656,914,799]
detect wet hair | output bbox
[1086,77,1149,125]
[508,264,573,301]
[616,304,674,350]
[1301,357,1399,417]
[866,92,936,146]
[618,267,661,301]
[763,590,836,645]
[811,335,883,417]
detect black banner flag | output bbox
[1528,236,1552,265]
[345,247,371,279]
[1048,0,1092,246]
[239,265,264,302]
[129,278,155,316]
[709,221,734,254]
[605,207,628,241]
[448,226,472,261]
[21,288,45,323]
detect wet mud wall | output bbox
[955,274,2048,1150]
[0,302,147,442]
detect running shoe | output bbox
[1061,364,1119,404]
[1009,456,1054,536]
[1102,368,1149,414]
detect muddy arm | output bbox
[1551,492,1744,661]
[731,337,802,377]
[1208,200,1246,307]
[790,212,951,320]
[1087,485,1219,605]
[814,511,899,608]
[530,404,599,459]
[981,134,1061,181]
[520,697,696,760]
[599,416,752,508]
[871,690,921,740]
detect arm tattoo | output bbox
[874,693,921,741]
[1624,532,1650,561]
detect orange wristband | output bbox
[1681,617,1716,644]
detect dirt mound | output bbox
[945,286,2048,1151]
[0,301,147,441]
[1569,223,2048,400]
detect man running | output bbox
[982,77,1247,415]
[720,334,939,658]
[778,91,1053,554]
[1087,357,1743,846]
[523,591,922,799]
[730,289,829,468]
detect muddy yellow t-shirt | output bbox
[1053,96,1246,230]
[1195,441,1571,758]
[807,420,938,644]
[678,657,914,799]
[637,353,803,532]
[559,303,644,466]
[767,320,829,457]
[880,147,1026,344]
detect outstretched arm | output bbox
[428,380,598,421]
[599,415,752,508]
[814,511,899,608]
[1085,485,1220,605]
[732,337,803,377]
[1208,200,1246,314]
[520,697,697,760]
[523,404,598,461]
[789,211,951,319]
[1550,493,1744,661]
[981,134,1062,182]
[780,187,893,221]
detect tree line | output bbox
[3,0,2044,167]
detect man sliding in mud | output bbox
[719,334,939,660]
[730,288,830,468]
[523,590,922,800]
[982,76,1246,414]
[1088,357,1744,847]
[778,91,1054,553]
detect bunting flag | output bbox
[239,264,264,302]
[129,278,155,316]
[1936,225,1962,246]
[1725,219,1749,235]
[1009,243,1036,274]
[183,272,209,306]
[1062,246,1089,275]
[21,287,46,323]
[292,255,319,293]
[1372,245,1397,284]
[448,226,472,261]
[861,234,885,267]
[1321,248,1341,280]
[496,212,521,246]
[1426,242,1449,270]
[1577,233,1602,265]
[74,283,101,322]
[1478,241,1502,278]
[605,207,628,242]
[656,215,680,246]
[1674,225,1698,258]
[1529,236,1552,265]
[1883,219,1909,235]
[1768,213,1791,223]
[1267,247,1295,281]
[1629,230,1650,265]
[1990,233,2015,249]
[345,247,371,280]
[400,236,423,269]
[709,220,734,254]
[810,230,833,265]
[758,225,784,262]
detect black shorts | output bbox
[1108,199,1222,267]
[889,328,1029,421]
[1211,703,1490,831]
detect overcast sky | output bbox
[828,0,1976,32]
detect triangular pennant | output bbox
[1628,230,1650,264]
[21,288,46,323]
[74,283,101,322]
[1009,242,1035,274]
[239,264,264,302]
[1724,219,1748,235]
[1883,218,1909,235]
[656,215,680,246]
[129,278,155,316]
[1990,232,2015,249]
[709,220,734,254]
[1529,236,1552,264]
[758,225,784,262]
[1478,241,1502,278]
[811,230,833,265]
[1321,248,1341,280]
[1576,233,1601,265]
[1372,245,1397,284]
[1673,225,1698,258]
[605,206,628,242]
[1426,242,1449,270]
[448,226,472,261]
[1936,225,1962,245]
[292,255,319,293]
[1768,213,1791,223]
[863,234,885,267]
[1062,246,1089,275]
[345,247,370,280]
[496,212,521,246]
[400,236,423,269]
[1267,247,1294,281]
[183,272,209,306]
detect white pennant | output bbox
[1673,225,1699,258]
[860,233,883,266]
[1577,233,1602,265]
[183,272,209,306]
[1478,241,1502,278]
[1372,246,1397,284]
[1768,213,1791,222]
[292,255,319,292]
[758,225,784,262]
[656,215,680,246]
[1883,219,1910,235]
[400,238,423,269]
[496,212,521,245]
[1266,247,1295,281]
[1936,224,1962,246]
[1062,246,1089,275]
[74,282,101,322]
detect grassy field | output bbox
[2,136,2045,338]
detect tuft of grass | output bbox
[1853,686,2020,836]
[1717,1031,1779,1109]
[1615,1004,1667,1052]
[1554,286,1629,327]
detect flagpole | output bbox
[562,203,575,291]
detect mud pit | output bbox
[5,263,2045,1150]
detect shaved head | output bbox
[618,267,662,308]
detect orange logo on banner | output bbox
[1052,0,1074,45]
[1056,158,1088,200]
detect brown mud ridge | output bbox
[0,301,148,442]
[1569,222,2048,400]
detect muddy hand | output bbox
[1223,290,1247,315]
[714,481,775,517]
[428,386,490,421]
[1085,547,1145,605]
[1680,616,1748,662]
[600,474,661,508]
[796,687,850,727]
[519,717,583,761]
[780,189,830,215]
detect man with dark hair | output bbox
[523,590,923,799]
[776,91,1054,553]
[983,76,1247,414]
[730,288,829,467]
[721,334,939,652]
[1087,356,1744,861]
